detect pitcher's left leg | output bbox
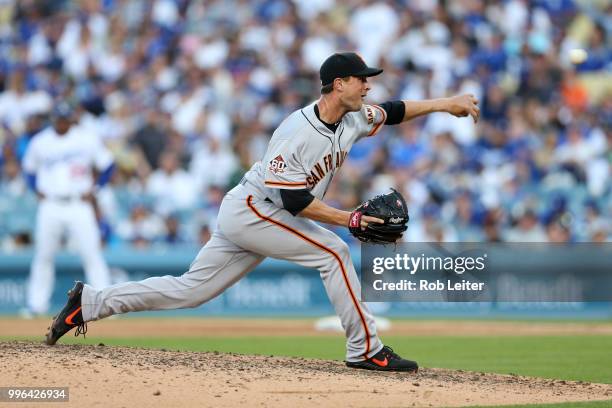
[223,195,382,362]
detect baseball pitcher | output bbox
[46,53,479,371]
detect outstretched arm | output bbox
[402,94,480,123]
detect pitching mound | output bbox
[1,341,610,407]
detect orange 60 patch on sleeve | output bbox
[269,155,287,174]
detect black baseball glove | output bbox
[348,188,409,244]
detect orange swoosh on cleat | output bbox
[371,357,388,367]
[64,306,82,326]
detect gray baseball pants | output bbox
[81,183,382,361]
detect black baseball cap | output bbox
[319,52,383,86]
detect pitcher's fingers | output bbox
[363,216,384,224]
[360,216,384,230]
[472,106,480,123]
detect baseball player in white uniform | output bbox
[23,103,115,315]
[46,53,479,371]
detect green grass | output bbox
[8,334,611,384]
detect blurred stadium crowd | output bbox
[0,0,610,251]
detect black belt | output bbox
[239,177,272,202]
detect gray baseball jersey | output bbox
[243,101,387,204]
[80,101,388,362]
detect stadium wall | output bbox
[0,248,610,319]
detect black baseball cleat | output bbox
[45,281,87,345]
[346,345,418,372]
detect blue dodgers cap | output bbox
[51,102,74,119]
[319,52,383,86]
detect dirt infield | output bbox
[2,319,611,407]
[2,317,612,338]
[1,341,611,408]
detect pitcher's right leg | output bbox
[46,186,265,345]
[47,229,263,345]
[81,230,264,321]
